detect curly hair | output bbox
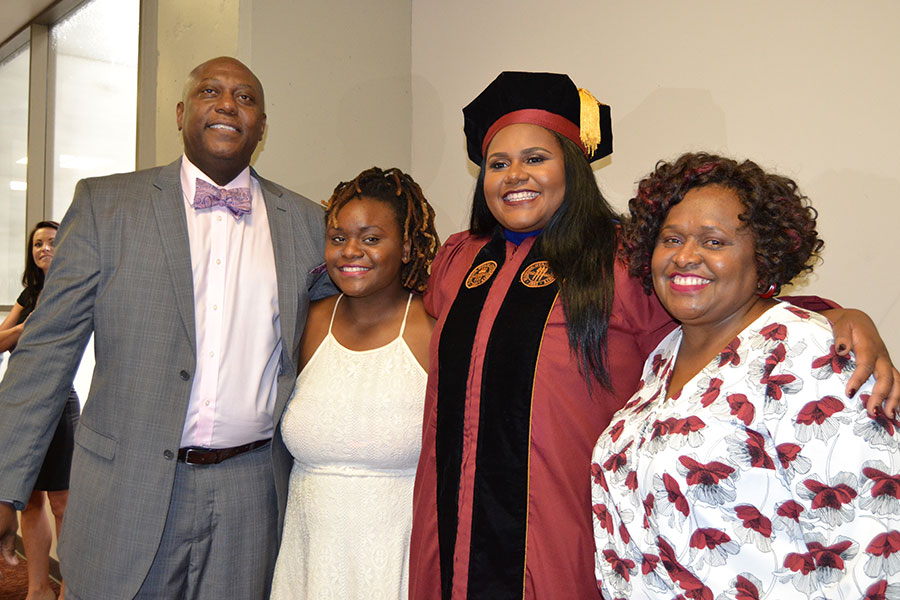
[22,220,60,296]
[324,167,439,293]
[622,152,823,296]
[470,132,620,390]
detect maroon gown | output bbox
[409,231,674,599]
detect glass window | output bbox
[50,0,139,220]
[0,44,30,307]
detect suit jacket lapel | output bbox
[256,169,299,387]
[151,159,197,350]
[149,162,299,422]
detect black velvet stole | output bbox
[436,230,507,599]
[435,229,559,598]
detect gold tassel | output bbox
[578,87,602,155]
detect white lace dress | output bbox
[270,293,426,600]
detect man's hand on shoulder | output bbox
[0,501,19,567]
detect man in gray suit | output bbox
[0,57,332,599]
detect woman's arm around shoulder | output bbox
[823,308,899,417]
[0,303,26,353]
[785,297,899,417]
[297,294,340,374]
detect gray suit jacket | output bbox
[0,159,333,598]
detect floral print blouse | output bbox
[591,302,900,599]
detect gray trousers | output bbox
[67,442,278,600]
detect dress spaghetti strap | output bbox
[331,293,413,340]
[327,294,343,335]
[398,292,413,338]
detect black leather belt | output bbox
[177,439,271,465]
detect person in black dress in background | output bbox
[0,220,79,600]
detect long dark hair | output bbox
[22,220,60,297]
[470,132,619,390]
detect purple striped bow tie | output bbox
[193,179,252,220]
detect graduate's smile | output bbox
[483,123,565,233]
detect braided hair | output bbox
[324,167,440,292]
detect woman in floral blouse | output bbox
[591,152,899,599]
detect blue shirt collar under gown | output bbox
[503,228,542,245]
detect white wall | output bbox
[249,0,413,204]
[411,1,900,353]
[148,0,413,207]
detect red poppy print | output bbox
[759,322,788,342]
[865,531,900,578]
[723,573,763,600]
[800,475,858,526]
[678,456,737,505]
[700,377,723,407]
[811,344,853,380]
[860,464,900,516]
[717,338,742,368]
[760,371,801,404]
[647,418,677,451]
[761,343,787,376]
[625,470,638,491]
[688,527,739,567]
[784,305,811,319]
[808,536,858,585]
[658,536,713,600]
[729,505,773,551]
[772,499,806,537]
[618,521,631,544]
[593,503,615,536]
[726,393,755,426]
[642,492,655,529]
[853,403,900,451]
[672,416,706,437]
[592,461,608,492]
[603,441,633,477]
[655,473,690,522]
[743,429,774,469]
[601,548,636,591]
[780,549,819,595]
[608,419,625,442]
[673,417,707,450]
[635,395,659,414]
[651,352,665,376]
[638,552,668,592]
[775,442,811,478]
[735,505,772,536]
[862,579,897,600]
[794,395,845,442]
[646,416,705,454]
[622,393,645,411]
[726,428,776,472]
[641,552,660,575]
[783,549,816,574]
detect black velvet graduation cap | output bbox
[463,71,612,165]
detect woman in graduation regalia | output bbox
[407,71,674,599]
[408,71,895,600]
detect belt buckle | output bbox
[182,448,208,465]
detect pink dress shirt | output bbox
[178,156,280,448]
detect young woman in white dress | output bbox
[270,167,439,599]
